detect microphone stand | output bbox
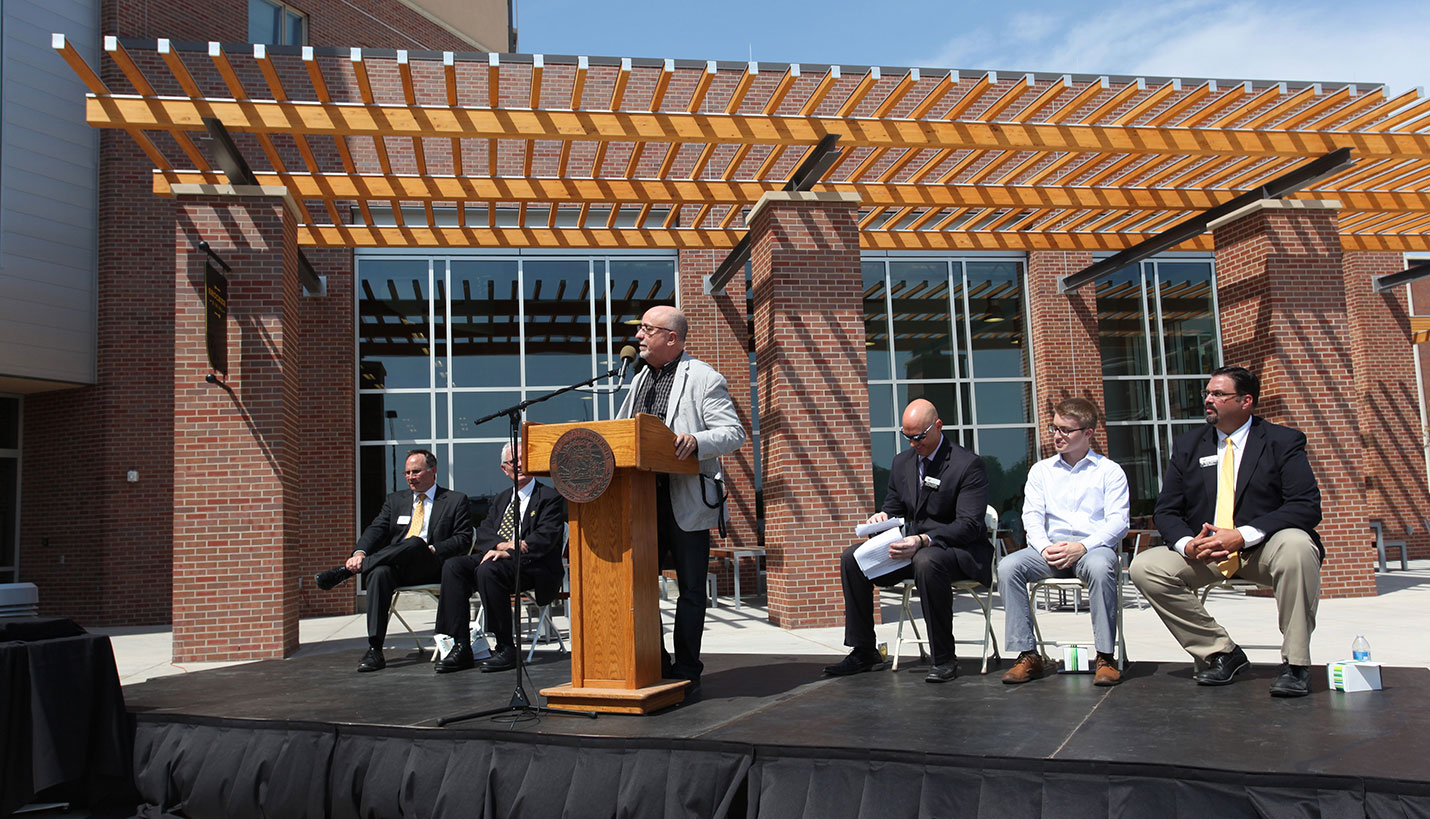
[439,357,632,726]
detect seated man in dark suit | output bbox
[824,398,991,683]
[315,448,472,672]
[1131,366,1323,697]
[433,443,568,674]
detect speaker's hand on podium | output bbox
[673,433,698,460]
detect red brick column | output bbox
[172,187,303,660]
[1210,200,1373,597]
[1344,252,1430,560]
[748,192,869,628]
[677,249,758,595]
[1027,251,1102,458]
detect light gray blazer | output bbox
[617,352,746,532]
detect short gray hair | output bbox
[500,443,514,463]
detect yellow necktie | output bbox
[1215,438,1239,577]
[406,495,425,539]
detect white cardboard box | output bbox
[1326,660,1382,692]
[1059,644,1096,673]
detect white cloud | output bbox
[914,0,1430,95]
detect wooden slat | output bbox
[687,61,716,113]
[980,74,1034,121]
[762,64,799,115]
[1179,81,1252,127]
[1275,85,1351,129]
[1207,82,1286,128]
[1303,87,1385,129]
[725,62,758,114]
[872,69,918,117]
[1341,88,1422,131]
[1009,75,1071,123]
[908,71,957,119]
[836,67,880,117]
[649,59,675,111]
[82,96,1430,160]
[799,66,840,116]
[1241,84,1320,129]
[1078,78,1146,125]
[571,56,589,109]
[941,72,995,120]
[1368,93,1430,132]
[157,39,202,97]
[1043,77,1108,124]
[1111,79,1180,125]
[1144,80,1214,127]
[107,37,212,173]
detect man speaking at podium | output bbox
[618,305,746,688]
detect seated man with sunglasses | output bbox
[999,397,1129,687]
[824,398,991,683]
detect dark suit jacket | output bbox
[355,486,473,562]
[475,480,568,586]
[882,436,992,586]
[1155,416,1323,559]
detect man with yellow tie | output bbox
[314,449,471,672]
[1131,366,1323,698]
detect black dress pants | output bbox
[658,480,711,682]
[435,553,557,649]
[839,541,969,665]
[361,537,442,648]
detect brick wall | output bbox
[749,193,869,628]
[1211,204,1374,597]
[1026,251,1102,459]
[1343,252,1430,560]
[171,193,301,660]
[677,249,759,596]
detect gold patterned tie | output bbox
[1215,438,1239,577]
[497,501,516,541]
[406,495,425,539]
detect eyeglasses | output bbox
[501,459,515,466]
[403,468,429,476]
[1047,425,1088,437]
[902,420,938,442]
[637,323,673,335]
[1201,390,1244,402]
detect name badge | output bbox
[1198,455,1218,468]
[397,515,412,524]
[923,476,941,490]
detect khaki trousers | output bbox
[1129,528,1320,666]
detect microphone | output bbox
[617,345,639,380]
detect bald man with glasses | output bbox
[825,398,991,683]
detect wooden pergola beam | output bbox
[83,96,1430,160]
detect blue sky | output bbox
[519,0,1429,95]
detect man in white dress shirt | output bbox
[999,398,1129,686]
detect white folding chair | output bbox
[891,506,1003,674]
[387,528,479,657]
[519,525,570,662]
[1027,556,1130,669]
[1196,575,1280,656]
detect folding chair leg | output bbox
[388,594,427,653]
[971,590,1000,674]
[892,584,928,671]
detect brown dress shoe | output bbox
[1002,651,1045,684]
[1094,653,1122,686]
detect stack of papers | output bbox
[853,517,908,579]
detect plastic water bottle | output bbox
[1352,634,1371,662]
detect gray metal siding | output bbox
[1,0,99,385]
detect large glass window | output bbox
[357,254,675,528]
[0,395,17,583]
[864,257,1034,528]
[248,0,306,45]
[1097,258,1220,518]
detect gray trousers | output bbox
[999,546,1120,655]
[1129,528,1319,666]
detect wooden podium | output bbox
[523,414,697,714]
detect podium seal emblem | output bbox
[550,428,615,503]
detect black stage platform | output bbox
[120,648,1430,818]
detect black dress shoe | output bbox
[434,642,475,674]
[1269,663,1312,698]
[480,644,518,672]
[823,649,888,676]
[1193,646,1250,686]
[357,646,385,672]
[925,663,957,683]
[314,567,353,591]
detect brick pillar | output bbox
[677,249,758,596]
[1027,251,1102,458]
[172,186,303,660]
[1345,252,1430,560]
[1209,200,1373,597]
[748,192,869,628]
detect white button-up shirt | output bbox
[1021,450,1130,553]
